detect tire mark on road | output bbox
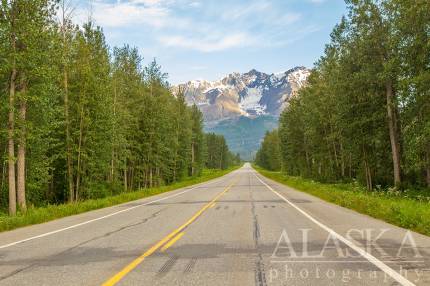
[157,255,178,277]
[183,257,197,273]
[249,174,267,286]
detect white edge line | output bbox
[0,172,236,250]
[253,173,416,286]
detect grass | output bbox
[254,166,430,237]
[0,167,240,233]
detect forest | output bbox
[256,0,429,190]
[0,0,239,216]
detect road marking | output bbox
[161,232,185,252]
[254,173,416,286]
[102,180,236,286]
[0,173,236,250]
[209,202,216,208]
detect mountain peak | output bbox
[246,68,260,75]
[174,66,310,122]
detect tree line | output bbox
[0,0,238,215]
[205,133,241,170]
[256,0,429,190]
[255,130,281,172]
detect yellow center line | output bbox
[161,232,185,252]
[101,179,237,286]
[209,202,216,208]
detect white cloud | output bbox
[73,0,314,54]
[221,1,271,21]
[188,1,201,8]
[158,33,255,52]
[276,13,302,25]
[79,0,190,29]
[90,2,169,28]
[127,0,173,6]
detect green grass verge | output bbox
[254,166,430,237]
[0,167,240,233]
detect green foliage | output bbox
[205,133,241,170]
[190,105,206,176]
[256,0,430,190]
[255,130,281,171]
[0,0,234,215]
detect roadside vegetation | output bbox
[255,167,430,237]
[256,1,429,191]
[255,0,429,235]
[0,1,241,218]
[0,167,240,233]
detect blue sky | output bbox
[75,0,347,84]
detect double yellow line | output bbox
[102,180,236,286]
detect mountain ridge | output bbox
[174,66,310,160]
[174,66,310,122]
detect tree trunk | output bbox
[8,68,17,216]
[386,80,402,186]
[130,166,134,190]
[123,165,127,192]
[17,93,27,212]
[75,105,84,201]
[364,158,371,191]
[305,150,310,176]
[172,154,177,182]
[366,163,373,191]
[1,147,6,194]
[340,142,345,178]
[426,166,430,188]
[191,142,195,176]
[64,69,74,202]
[426,167,430,188]
[60,2,75,202]
[149,168,153,188]
[110,83,117,183]
[426,151,430,188]
[156,167,160,187]
[362,146,372,191]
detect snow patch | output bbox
[239,87,266,116]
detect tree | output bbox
[1,0,57,213]
[190,105,205,176]
[0,0,238,215]
[255,130,281,171]
[271,0,429,190]
[205,133,236,170]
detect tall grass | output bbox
[255,167,430,237]
[0,167,239,233]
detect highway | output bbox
[0,164,429,285]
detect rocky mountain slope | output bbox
[175,66,310,122]
[174,66,310,160]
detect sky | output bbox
[74,0,347,84]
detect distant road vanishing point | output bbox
[0,163,429,285]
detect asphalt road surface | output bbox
[1,163,429,286]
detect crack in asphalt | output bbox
[250,173,267,286]
[0,209,165,282]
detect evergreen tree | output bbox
[261,0,430,190]
[255,130,281,171]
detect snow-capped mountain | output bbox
[174,66,310,122]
